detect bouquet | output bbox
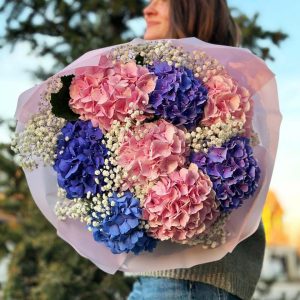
[12,38,281,273]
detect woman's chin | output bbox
[144,29,164,40]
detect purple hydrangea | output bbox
[53,120,109,199]
[92,191,157,255]
[190,136,260,211]
[147,61,208,130]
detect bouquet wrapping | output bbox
[12,38,281,274]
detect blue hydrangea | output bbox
[91,191,157,255]
[190,136,260,211]
[53,120,109,199]
[147,61,208,130]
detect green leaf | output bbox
[50,75,80,121]
[135,53,144,65]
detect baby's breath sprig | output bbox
[86,193,114,230]
[111,41,172,65]
[40,76,63,110]
[130,180,156,208]
[56,187,114,226]
[11,76,66,170]
[55,197,91,222]
[189,50,224,82]
[55,187,91,222]
[186,117,245,153]
[11,108,66,170]
[100,102,149,200]
[110,40,224,82]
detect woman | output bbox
[143,0,240,45]
[127,1,266,300]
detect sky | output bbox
[0,1,299,227]
[225,1,300,227]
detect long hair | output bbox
[168,0,241,46]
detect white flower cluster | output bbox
[55,197,90,222]
[110,40,224,83]
[11,77,66,170]
[54,164,117,223]
[101,102,149,192]
[185,117,245,153]
[11,109,66,170]
[177,212,230,248]
[129,181,155,207]
[101,104,142,192]
[55,187,113,227]
[86,193,114,229]
[39,76,63,110]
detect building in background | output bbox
[262,190,289,246]
[254,191,300,300]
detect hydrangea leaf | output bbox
[135,53,144,65]
[50,75,80,120]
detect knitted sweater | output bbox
[124,221,265,300]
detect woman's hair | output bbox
[168,0,241,46]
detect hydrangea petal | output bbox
[90,191,157,254]
[190,136,260,211]
[148,61,208,130]
[53,120,108,199]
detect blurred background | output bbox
[0,1,299,299]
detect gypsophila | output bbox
[55,198,91,222]
[11,109,66,170]
[40,76,63,110]
[110,40,224,83]
[11,76,65,170]
[186,117,245,153]
[101,103,150,195]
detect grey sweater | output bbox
[125,222,265,300]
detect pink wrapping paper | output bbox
[15,38,282,274]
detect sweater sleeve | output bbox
[124,221,266,300]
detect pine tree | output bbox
[233,9,288,61]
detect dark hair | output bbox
[168,0,241,46]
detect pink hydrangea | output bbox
[202,74,252,126]
[69,56,157,132]
[142,163,220,242]
[117,119,187,190]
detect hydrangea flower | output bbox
[201,74,252,127]
[147,61,208,130]
[190,136,260,211]
[69,56,157,133]
[143,163,219,242]
[54,120,109,199]
[117,119,187,190]
[92,191,157,254]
